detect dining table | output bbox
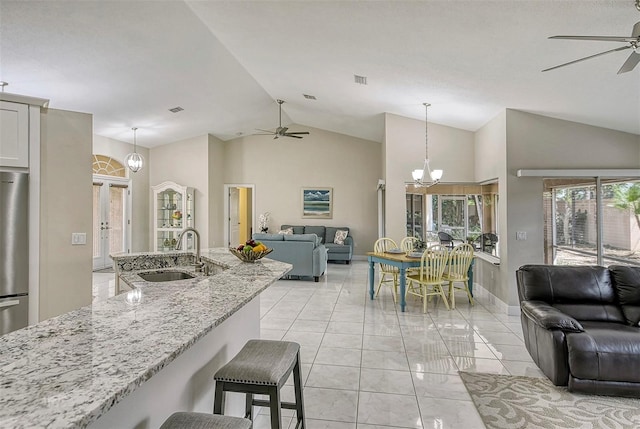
[366,251,474,312]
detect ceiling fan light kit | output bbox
[543,1,640,74]
[254,99,310,139]
[412,103,442,188]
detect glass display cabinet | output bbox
[152,181,195,252]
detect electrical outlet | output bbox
[71,233,86,245]
[516,231,527,241]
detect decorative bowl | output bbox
[229,247,273,262]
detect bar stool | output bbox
[160,412,251,429]
[213,339,305,429]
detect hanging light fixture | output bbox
[411,103,442,187]
[125,127,144,173]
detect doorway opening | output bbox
[92,155,131,271]
[224,184,255,248]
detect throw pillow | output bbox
[334,229,349,245]
[278,227,294,235]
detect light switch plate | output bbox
[516,231,527,241]
[72,233,87,245]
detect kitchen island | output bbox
[0,248,291,429]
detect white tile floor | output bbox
[92,261,545,428]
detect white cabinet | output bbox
[152,181,195,252]
[0,101,29,167]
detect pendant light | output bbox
[411,103,442,187]
[125,127,144,173]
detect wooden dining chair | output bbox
[406,244,450,313]
[374,237,400,301]
[400,236,420,275]
[400,236,419,253]
[443,243,474,309]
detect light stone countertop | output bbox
[0,248,291,429]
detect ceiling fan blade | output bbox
[255,128,275,134]
[549,35,636,42]
[284,134,303,139]
[284,132,310,135]
[542,45,632,72]
[618,51,640,74]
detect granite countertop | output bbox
[0,248,291,429]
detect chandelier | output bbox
[411,103,442,187]
[124,127,144,173]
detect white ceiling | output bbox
[1,0,638,148]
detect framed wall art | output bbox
[302,187,333,219]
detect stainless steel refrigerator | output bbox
[0,171,28,336]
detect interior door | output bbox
[93,179,129,270]
[229,187,240,247]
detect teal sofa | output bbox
[281,225,353,264]
[252,232,327,282]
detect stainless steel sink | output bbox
[138,271,195,282]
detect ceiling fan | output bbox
[543,2,640,74]
[255,99,310,139]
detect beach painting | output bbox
[302,187,333,219]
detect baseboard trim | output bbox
[472,282,520,316]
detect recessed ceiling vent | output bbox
[303,94,317,100]
[168,106,184,113]
[354,75,367,85]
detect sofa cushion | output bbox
[609,265,640,326]
[304,226,326,242]
[278,227,294,235]
[326,227,350,245]
[324,243,351,254]
[567,321,640,383]
[281,225,305,235]
[284,233,320,247]
[516,265,625,323]
[252,233,284,241]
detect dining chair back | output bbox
[374,238,400,301]
[418,245,450,283]
[443,243,474,309]
[405,244,450,313]
[400,237,419,254]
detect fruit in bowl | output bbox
[230,240,272,262]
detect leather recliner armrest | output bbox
[521,300,584,332]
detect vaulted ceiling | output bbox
[1,0,638,148]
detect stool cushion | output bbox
[214,339,300,386]
[160,412,251,429]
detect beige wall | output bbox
[474,112,509,303]
[149,135,211,247]
[39,108,93,321]
[223,125,381,255]
[208,134,225,248]
[383,112,475,242]
[503,109,640,307]
[92,135,150,252]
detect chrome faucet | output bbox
[175,227,204,272]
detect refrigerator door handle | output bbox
[0,300,20,309]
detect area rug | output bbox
[459,371,640,429]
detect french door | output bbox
[93,176,130,270]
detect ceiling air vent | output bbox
[354,75,367,85]
[168,106,184,113]
[303,94,317,100]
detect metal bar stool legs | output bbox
[213,340,306,429]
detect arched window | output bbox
[92,155,126,177]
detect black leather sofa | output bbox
[516,264,640,397]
